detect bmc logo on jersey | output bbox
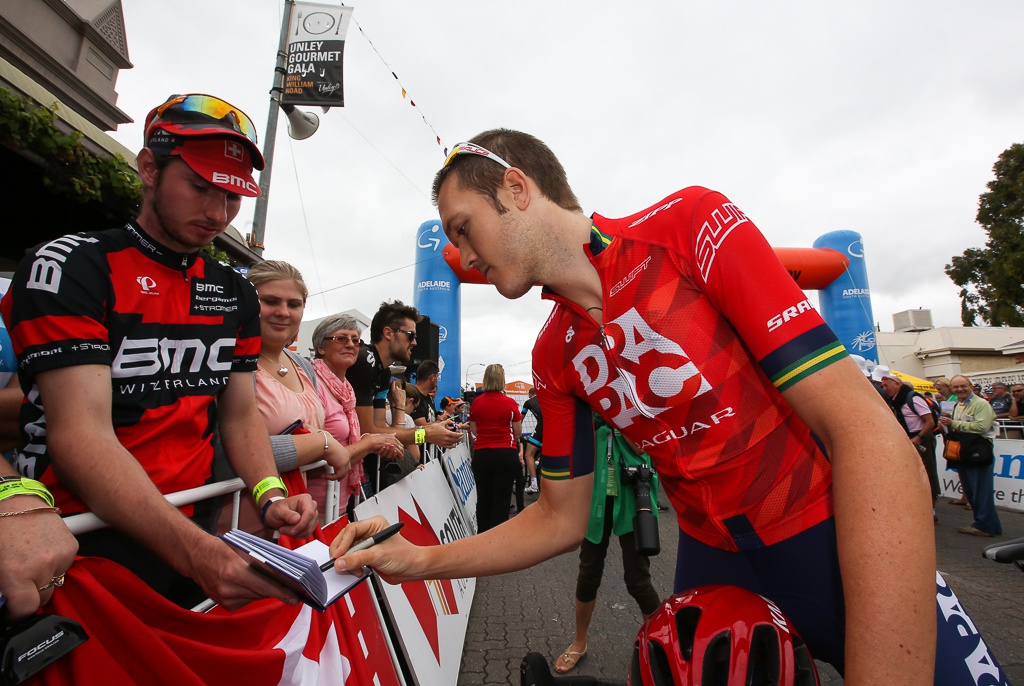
[26,235,100,294]
[571,307,711,428]
[111,336,235,378]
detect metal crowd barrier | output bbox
[61,460,341,613]
[996,419,1024,440]
[63,459,341,537]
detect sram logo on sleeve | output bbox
[766,299,813,332]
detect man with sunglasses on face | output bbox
[1,94,317,610]
[331,130,1010,684]
[346,301,462,493]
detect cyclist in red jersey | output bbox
[331,130,1005,684]
[2,94,317,609]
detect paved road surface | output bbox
[457,494,1024,685]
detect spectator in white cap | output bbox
[869,364,891,400]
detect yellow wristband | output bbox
[414,428,426,445]
[252,476,288,504]
[0,478,55,508]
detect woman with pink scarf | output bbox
[311,314,403,515]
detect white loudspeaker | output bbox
[281,104,319,140]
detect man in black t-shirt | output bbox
[346,302,462,490]
[411,360,441,425]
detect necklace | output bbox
[260,353,289,377]
[585,306,603,314]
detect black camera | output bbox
[621,464,660,556]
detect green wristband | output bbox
[0,478,55,508]
[252,476,288,504]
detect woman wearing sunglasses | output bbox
[311,315,404,514]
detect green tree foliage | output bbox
[0,87,142,222]
[946,143,1024,326]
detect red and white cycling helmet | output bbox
[630,585,820,686]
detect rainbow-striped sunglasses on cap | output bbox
[146,94,258,147]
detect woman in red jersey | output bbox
[469,364,523,531]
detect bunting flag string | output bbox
[343,4,449,156]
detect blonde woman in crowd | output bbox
[247,262,351,518]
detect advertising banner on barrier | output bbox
[355,461,475,685]
[936,437,1024,512]
[439,442,478,535]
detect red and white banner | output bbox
[29,556,398,685]
[29,504,401,685]
[355,460,475,686]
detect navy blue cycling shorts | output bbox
[674,518,1008,683]
[674,518,846,670]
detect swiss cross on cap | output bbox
[224,140,244,162]
[174,138,261,197]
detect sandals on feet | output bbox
[554,645,588,673]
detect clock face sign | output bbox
[302,11,335,34]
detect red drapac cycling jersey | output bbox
[469,391,522,450]
[533,187,847,551]
[0,222,261,515]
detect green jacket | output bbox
[951,394,997,436]
[585,422,660,544]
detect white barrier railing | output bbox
[62,460,342,613]
[63,459,340,537]
[996,419,1024,440]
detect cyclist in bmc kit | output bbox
[331,130,1008,684]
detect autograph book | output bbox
[222,529,367,611]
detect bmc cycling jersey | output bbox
[1,222,261,515]
[533,187,847,551]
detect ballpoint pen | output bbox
[320,521,405,572]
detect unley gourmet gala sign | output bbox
[284,2,353,107]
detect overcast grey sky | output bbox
[108,0,1024,385]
